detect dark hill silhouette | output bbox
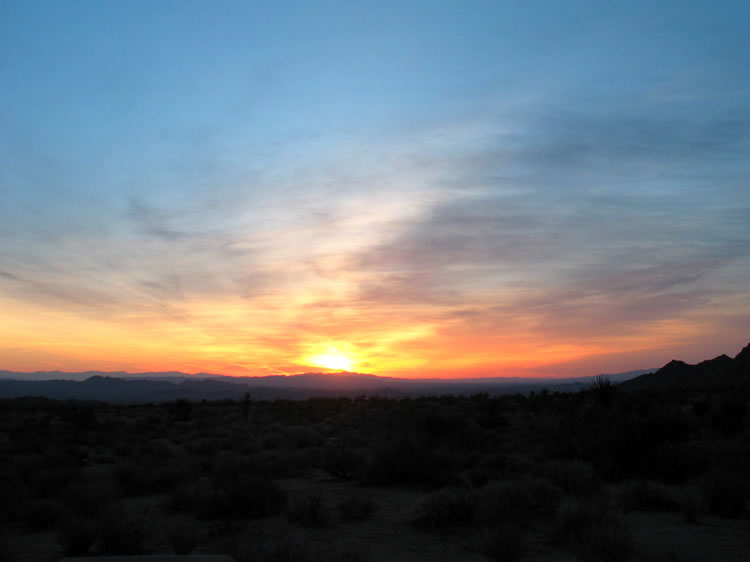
[0,368,650,403]
[621,343,750,391]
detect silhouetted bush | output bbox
[544,460,601,497]
[701,470,748,518]
[574,520,634,562]
[338,495,375,522]
[195,473,286,519]
[648,442,712,484]
[680,487,701,524]
[18,499,60,530]
[482,524,527,562]
[29,466,80,499]
[167,521,198,555]
[56,516,98,556]
[413,488,475,531]
[0,526,13,562]
[99,509,147,555]
[322,446,366,479]
[365,435,441,486]
[173,398,192,421]
[556,497,624,547]
[114,458,185,496]
[620,480,680,513]
[286,492,329,527]
[230,532,372,562]
[711,397,747,436]
[476,481,540,528]
[163,481,195,513]
[60,475,121,518]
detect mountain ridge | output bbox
[620,343,750,391]
[0,368,653,402]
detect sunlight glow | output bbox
[308,352,354,371]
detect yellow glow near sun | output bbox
[308,352,354,371]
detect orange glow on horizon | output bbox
[1,289,744,380]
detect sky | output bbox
[1,1,749,378]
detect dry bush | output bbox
[338,495,376,522]
[166,521,198,555]
[544,460,601,497]
[619,480,680,512]
[413,488,475,531]
[56,515,98,557]
[286,492,329,527]
[701,470,748,518]
[574,521,634,562]
[482,524,527,562]
[98,509,147,555]
[19,498,60,530]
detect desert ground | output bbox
[1,383,749,562]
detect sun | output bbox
[308,352,354,371]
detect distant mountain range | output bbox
[0,368,654,403]
[620,342,750,391]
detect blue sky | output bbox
[1,1,749,376]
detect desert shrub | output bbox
[173,399,192,421]
[287,493,329,527]
[29,466,80,499]
[527,478,564,515]
[701,470,748,518]
[114,458,186,496]
[0,466,25,523]
[365,435,443,486]
[195,473,286,520]
[285,426,320,448]
[680,487,701,524]
[167,521,198,555]
[457,468,491,488]
[338,495,376,522]
[322,446,366,479]
[413,488,475,531]
[164,481,195,513]
[0,526,13,562]
[710,397,747,436]
[56,516,98,556]
[619,480,680,512]
[476,476,534,526]
[230,532,371,562]
[98,509,147,555]
[544,460,600,497]
[556,498,624,546]
[60,475,121,517]
[18,499,60,530]
[482,524,527,562]
[648,442,712,484]
[574,520,634,562]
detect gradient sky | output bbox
[1,1,749,378]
